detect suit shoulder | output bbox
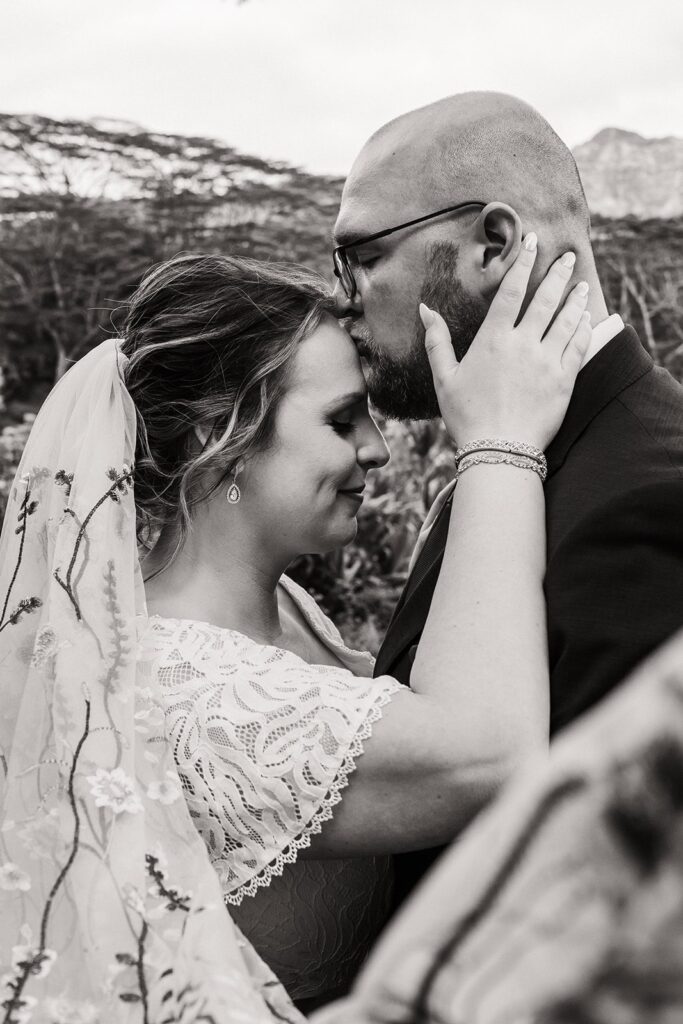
[615,365,683,471]
[550,477,683,555]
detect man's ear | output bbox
[471,202,523,294]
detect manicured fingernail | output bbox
[523,232,537,251]
[576,281,589,296]
[560,252,576,268]
[419,303,435,328]
[582,310,592,323]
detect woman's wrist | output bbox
[456,451,547,482]
[454,437,547,482]
[454,437,545,462]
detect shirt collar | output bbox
[582,313,625,367]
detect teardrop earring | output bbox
[226,466,241,504]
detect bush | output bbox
[0,415,34,520]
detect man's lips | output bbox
[355,343,376,366]
[350,330,373,358]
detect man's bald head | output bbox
[344,91,590,246]
[334,93,599,422]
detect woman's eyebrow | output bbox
[324,390,367,411]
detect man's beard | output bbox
[365,242,486,421]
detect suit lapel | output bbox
[374,496,452,677]
[546,326,652,476]
[375,326,652,680]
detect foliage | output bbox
[592,215,683,381]
[0,192,335,408]
[0,416,34,518]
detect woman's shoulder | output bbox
[140,613,255,682]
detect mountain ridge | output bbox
[573,126,683,218]
[1,112,681,220]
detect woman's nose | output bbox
[358,426,390,471]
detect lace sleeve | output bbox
[143,618,401,904]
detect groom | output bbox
[333,92,683,902]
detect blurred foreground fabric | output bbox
[316,625,683,1024]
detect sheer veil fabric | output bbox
[0,340,303,1023]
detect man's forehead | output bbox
[334,133,439,243]
[335,169,424,245]
[334,195,391,246]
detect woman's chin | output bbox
[313,519,359,555]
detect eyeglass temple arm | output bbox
[334,200,487,255]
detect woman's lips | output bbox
[338,487,365,504]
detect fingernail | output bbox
[560,252,576,268]
[576,281,589,296]
[582,310,592,323]
[523,232,537,251]
[419,303,435,328]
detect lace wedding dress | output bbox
[139,574,402,1004]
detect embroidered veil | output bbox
[0,340,302,1023]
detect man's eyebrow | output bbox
[332,226,364,247]
[332,230,352,247]
[334,227,391,251]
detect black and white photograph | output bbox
[1,2,683,1021]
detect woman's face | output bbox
[241,316,390,556]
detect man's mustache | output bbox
[340,318,375,350]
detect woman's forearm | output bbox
[305,464,550,858]
[410,463,549,758]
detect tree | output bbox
[0,196,159,394]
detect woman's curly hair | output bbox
[120,252,333,563]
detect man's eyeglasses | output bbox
[333,200,487,299]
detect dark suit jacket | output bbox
[374,325,683,900]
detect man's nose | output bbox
[332,279,363,317]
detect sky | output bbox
[2,0,682,176]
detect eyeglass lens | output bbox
[334,251,356,298]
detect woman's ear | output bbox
[472,202,524,294]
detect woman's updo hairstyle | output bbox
[120,252,333,554]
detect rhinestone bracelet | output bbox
[454,438,546,468]
[456,450,547,482]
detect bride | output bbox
[0,240,589,1022]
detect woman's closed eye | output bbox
[330,419,356,437]
[326,392,370,437]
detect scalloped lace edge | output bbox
[221,681,401,906]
